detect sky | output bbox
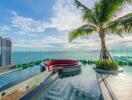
[0,0,132,51]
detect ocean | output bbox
[12,50,132,64]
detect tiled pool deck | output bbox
[100,74,132,100]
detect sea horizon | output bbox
[12,50,132,65]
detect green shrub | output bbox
[16,64,22,68]
[95,60,119,71]
[118,61,124,66]
[15,58,58,69]
[22,63,28,69]
[128,62,132,66]
[79,60,88,65]
[79,59,94,65]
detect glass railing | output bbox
[0,47,131,66]
[11,48,132,64]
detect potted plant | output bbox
[94,60,123,75]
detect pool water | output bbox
[0,65,41,92]
[31,65,103,100]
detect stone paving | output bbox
[101,75,132,100]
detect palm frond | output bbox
[74,0,98,25]
[126,0,132,3]
[95,0,125,23]
[69,25,96,42]
[107,13,132,36]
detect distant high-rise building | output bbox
[0,37,12,66]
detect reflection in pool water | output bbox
[31,65,103,100]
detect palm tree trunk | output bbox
[99,31,112,60]
[100,37,109,60]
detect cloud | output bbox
[1,0,132,51]
[9,0,83,35]
[9,2,83,35]
[0,25,11,34]
[7,0,84,50]
[10,11,49,34]
[49,0,83,31]
[113,4,132,20]
[13,34,68,51]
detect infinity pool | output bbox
[0,65,41,92]
[22,65,103,100]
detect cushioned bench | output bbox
[44,60,78,71]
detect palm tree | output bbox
[69,0,132,60]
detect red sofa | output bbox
[44,60,78,71]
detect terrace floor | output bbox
[100,74,132,100]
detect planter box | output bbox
[94,67,123,75]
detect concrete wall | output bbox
[0,68,52,99]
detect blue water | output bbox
[0,65,41,92]
[12,51,99,64]
[22,65,102,100]
[12,50,132,64]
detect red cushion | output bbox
[44,60,78,71]
[48,65,54,70]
